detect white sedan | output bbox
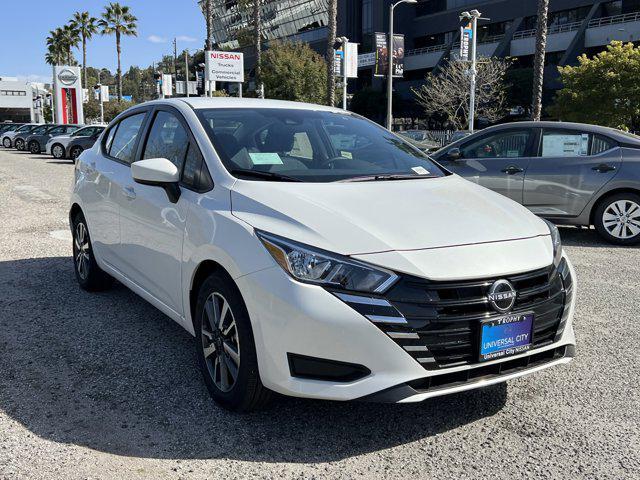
[70,98,576,411]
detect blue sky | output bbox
[1,0,206,83]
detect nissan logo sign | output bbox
[487,279,517,313]
[58,69,78,86]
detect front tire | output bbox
[29,141,41,154]
[51,144,65,159]
[195,272,272,412]
[594,192,640,245]
[71,212,113,291]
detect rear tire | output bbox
[52,144,65,159]
[29,141,41,154]
[14,139,24,151]
[195,272,272,412]
[2,137,10,148]
[71,211,113,291]
[70,146,83,161]
[594,192,640,245]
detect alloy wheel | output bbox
[2,138,10,148]
[52,145,63,159]
[15,139,24,150]
[30,142,40,154]
[602,200,640,240]
[74,222,91,280]
[201,292,241,393]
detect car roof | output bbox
[473,121,640,146]
[144,97,346,114]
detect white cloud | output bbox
[147,35,168,44]
[176,35,198,42]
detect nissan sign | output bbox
[58,69,79,86]
[205,50,245,83]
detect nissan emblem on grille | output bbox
[487,279,517,313]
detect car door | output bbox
[117,106,195,316]
[82,110,149,269]
[523,128,622,217]
[440,128,536,203]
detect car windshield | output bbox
[196,108,446,182]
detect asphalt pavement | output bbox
[0,147,638,479]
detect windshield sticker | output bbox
[340,151,353,159]
[249,152,284,165]
[412,166,431,175]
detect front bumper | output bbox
[236,254,577,403]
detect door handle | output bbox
[123,186,136,200]
[592,163,616,173]
[501,165,524,175]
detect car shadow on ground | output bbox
[0,256,507,463]
[558,226,639,249]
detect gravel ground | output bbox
[0,147,638,480]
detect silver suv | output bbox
[433,121,640,245]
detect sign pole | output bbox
[468,14,477,134]
[185,50,190,98]
[238,82,243,98]
[342,37,348,110]
[386,3,394,130]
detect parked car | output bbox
[1,123,38,148]
[47,125,105,159]
[70,98,576,412]
[0,122,23,137]
[398,130,441,152]
[431,121,640,245]
[26,124,80,154]
[67,126,105,161]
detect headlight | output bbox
[256,231,399,293]
[543,219,562,266]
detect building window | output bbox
[0,90,27,96]
[362,0,373,34]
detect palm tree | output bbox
[204,0,213,51]
[99,2,138,102]
[326,0,337,106]
[253,0,263,97]
[61,23,81,64]
[45,29,65,66]
[532,0,549,121]
[71,11,99,90]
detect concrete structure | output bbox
[0,77,34,123]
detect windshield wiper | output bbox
[229,169,302,182]
[338,174,437,183]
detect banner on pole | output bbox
[459,22,473,61]
[374,33,404,77]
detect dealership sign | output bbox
[205,50,245,83]
[459,22,473,61]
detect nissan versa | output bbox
[70,98,576,411]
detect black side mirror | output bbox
[447,148,462,161]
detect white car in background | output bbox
[70,98,576,412]
[47,125,106,159]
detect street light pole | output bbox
[460,9,488,134]
[386,0,417,131]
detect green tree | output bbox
[99,2,138,102]
[45,26,78,66]
[84,98,132,123]
[261,41,327,104]
[71,11,99,90]
[550,42,640,130]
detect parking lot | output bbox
[0,147,638,479]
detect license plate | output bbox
[479,313,533,362]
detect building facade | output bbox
[0,77,35,123]
[200,1,640,119]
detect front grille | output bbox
[375,262,568,370]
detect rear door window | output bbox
[541,130,617,157]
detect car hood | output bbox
[230,175,550,255]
